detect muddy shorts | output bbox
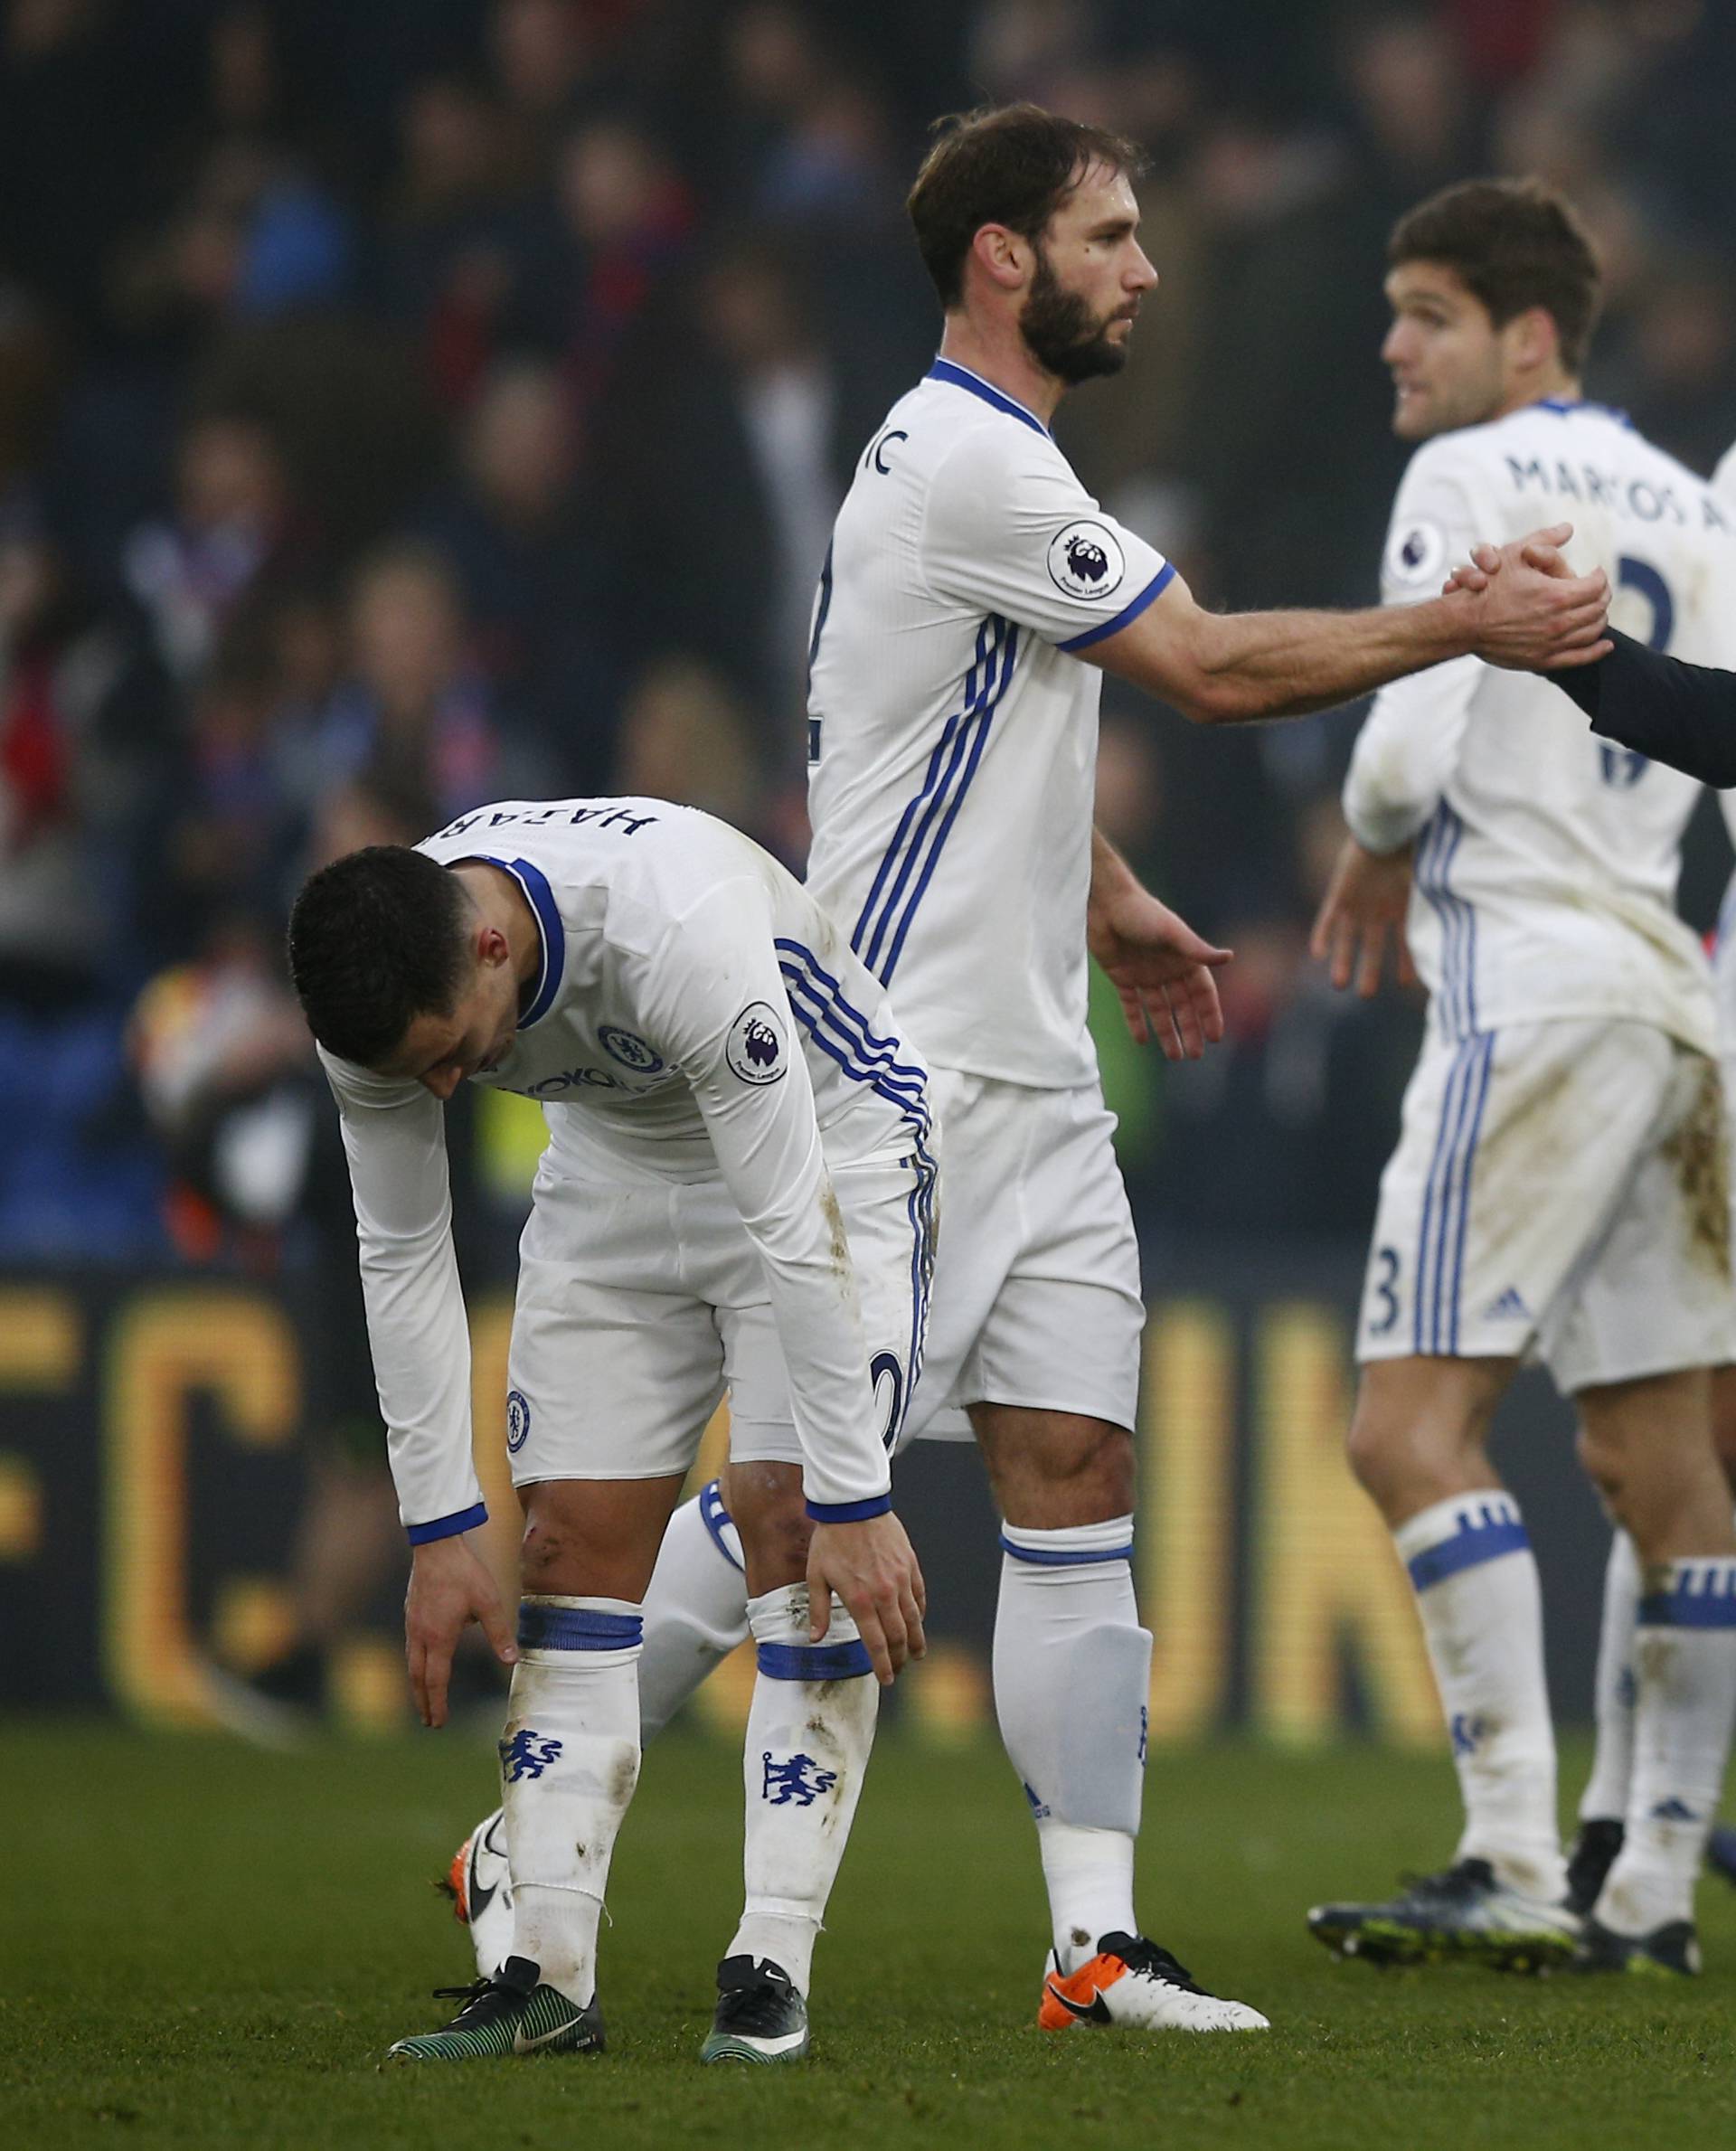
[505,1143,935,1485]
[1358,1019,1736,1393]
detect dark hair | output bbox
[287,845,470,1066]
[1388,178,1602,373]
[907,102,1148,310]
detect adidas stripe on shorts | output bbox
[1358,1017,1736,1392]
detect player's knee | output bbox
[1045,1428,1144,1514]
[1711,1373,1736,1495]
[1575,1423,1628,1514]
[724,1460,811,1585]
[978,1411,1134,1524]
[1061,1420,1134,1514]
[1344,1397,1402,1502]
[520,1514,583,1590]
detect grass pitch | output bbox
[5,1723,1733,2151]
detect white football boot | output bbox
[1039,1933,1269,2032]
[444,1808,515,1977]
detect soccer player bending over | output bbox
[288,797,935,2063]
[1308,179,1736,1976]
[448,104,1613,2035]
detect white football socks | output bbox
[502,1596,643,2005]
[1394,1491,1564,1900]
[727,1583,879,1995]
[993,1516,1149,1974]
[637,1482,751,1740]
[1579,1528,1640,1825]
[1598,1558,1736,1936]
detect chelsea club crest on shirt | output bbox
[599,1025,664,1073]
[1047,519,1126,600]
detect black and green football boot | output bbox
[698,1955,809,2064]
[384,1955,604,2061]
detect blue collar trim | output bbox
[477,854,564,1028]
[926,358,1051,438]
[1537,396,1633,428]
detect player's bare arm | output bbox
[1088,826,1231,1056]
[1086,524,1609,725]
[807,1513,928,1686]
[404,1532,517,1730]
[1309,836,1418,998]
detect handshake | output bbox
[1439,520,1611,673]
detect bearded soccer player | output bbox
[289,798,934,2063]
[792,107,1606,2032]
[445,106,1609,2034]
[1306,179,1736,1978]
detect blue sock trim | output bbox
[1406,1508,1530,1591]
[517,1602,644,1652]
[1638,1568,1736,1629]
[999,1533,1134,1567]
[698,1478,744,1573]
[406,1501,487,1546]
[757,1639,874,1681]
[807,1494,892,1524]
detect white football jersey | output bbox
[320,797,934,1535]
[1709,447,1736,1060]
[1344,399,1736,1052]
[805,359,1173,1088]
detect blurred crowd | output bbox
[5,0,1736,1266]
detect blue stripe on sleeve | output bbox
[406,1501,487,1545]
[1056,562,1175,652]
[807,1493,893,1523]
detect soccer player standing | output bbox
[288,797,934,2061]
[1307,180,1736,1976]
[800,108,1608,2032]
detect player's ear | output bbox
[972,222,1030,293]
[1504,305,1559,378]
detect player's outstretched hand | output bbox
[1442,535,1577,599]
[807,1511,927,1686]
[1310,834,1417,998]
[1088,883,1232,1059]
[1445,522,1611,672]
[405,1533,518,1729]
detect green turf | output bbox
[4,1724,1733,2150]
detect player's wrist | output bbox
[404,1500,488,1548]
[805,1492,893,1524]
[1415,589,1481,663]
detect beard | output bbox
[1019,249,1129,384]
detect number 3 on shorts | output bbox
[1370,1246,1402,1336]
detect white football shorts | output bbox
[1359,1017,1735,1392]
[908,1070,1146,1441]
[1714,906,1736,1296]
[504,1141,936,1485]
